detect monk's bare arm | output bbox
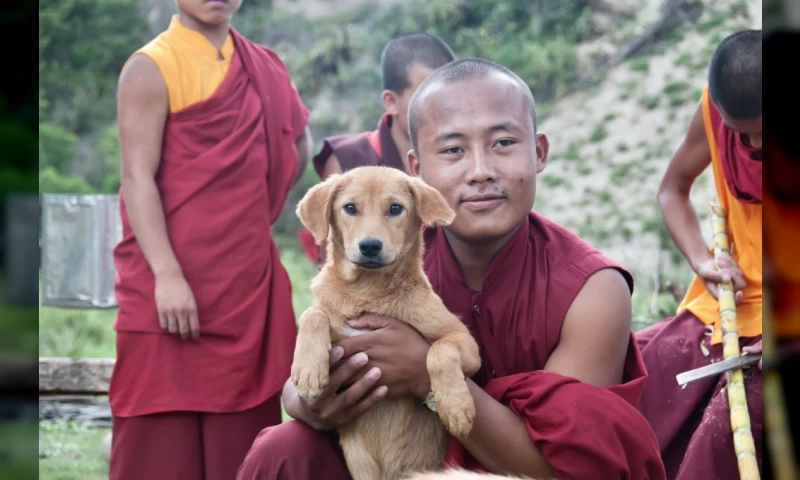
[543,268,632,386]
[293,126,312,186]
[117,55,182,278]
[657,102,713,271]
[321,153,343,180]
[459,379,553,477]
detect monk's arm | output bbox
[657,102,713,271]
[117,55,182,278]
[293,126,312,186]
[456,268,632,476]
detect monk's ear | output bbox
[297,175,342,244]
[408,177,455,227]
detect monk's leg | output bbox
[236,420,352,480]
[201,393,283,480]
[674,338,763,480]
[109,411,202,480]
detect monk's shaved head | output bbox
[408,58,537,155]
[708,29,762,119]
[381,33,455,93]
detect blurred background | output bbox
[0,0,783,478]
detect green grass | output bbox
[589,125,608,143]
[39,420,110,480]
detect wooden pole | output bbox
[709,202,759,480]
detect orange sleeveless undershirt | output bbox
[133,15,235,113]
[676,84,762,344]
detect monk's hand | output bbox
[154,272,199,341]
[742,340,763,370]
[336,314,432,400]
[694,255,746,303]
[292,346,388,431]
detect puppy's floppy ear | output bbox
[408,177,455,227]
[297,174,342,244]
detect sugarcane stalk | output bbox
[762,262,798,479]
[709,202,760,480]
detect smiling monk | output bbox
[237,58,664,480]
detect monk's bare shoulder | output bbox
[545,268,631,387]
[658,101,711,195]
[322,153,344,180]
[117,54,168,175]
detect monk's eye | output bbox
[343,203,358,215]
[388,203,404,216]
[494,138,516,148]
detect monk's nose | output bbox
[359,238,383,258]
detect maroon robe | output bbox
[110,29,308,417]
[237,213,666,480]
[708,91,762,204]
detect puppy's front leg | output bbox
[291,306,332,399]
[427,325,480,439]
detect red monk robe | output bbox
[238,213,666,480]
[110,25,308,479]
[296,113,406,263]
[636,84,763,479]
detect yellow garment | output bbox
[133,15,235,113]
[764,191,800,339]
[677,84,762,345]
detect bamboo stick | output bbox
[709,202,760,480]
[762,260,798,479]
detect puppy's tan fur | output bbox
[293,166,481,480]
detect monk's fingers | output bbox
[333,367,382,412]
[166,311,180,335]
[187,308,200,341]
[730,270,747,292]
[329,346,344,366]
[158,310,168,330]
[341,385,388,424]
[177,310,191,341]
[704,282,719,300]
[326,353,369,394]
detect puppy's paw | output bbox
[434,381,475,439]
[291,350,329,399]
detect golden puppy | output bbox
[292,166,481,480]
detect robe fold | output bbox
[110,27,308,417]
[238,213,666,479]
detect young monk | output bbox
[237,58,665,480]
[635,29,763,479]
[297,33,455,264]
[109,1,311,478]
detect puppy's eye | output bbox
[388,203,404,216]
[343,203,358,215]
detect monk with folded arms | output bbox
[108,0,311,478]
[635,29,763,479]
[237,58,665,480]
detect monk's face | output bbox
[715,103,762,149]
[409,74,548,244]
[384,63,435,141]
[177,0,243,26]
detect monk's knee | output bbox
[237,421,343,480]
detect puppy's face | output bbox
[297,167,455,271]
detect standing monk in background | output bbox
[297,33,454,264]
[109,0,311,478]
[636,29,762,479]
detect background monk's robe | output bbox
[109,16,309,480]
[635,84,762,480]
[237,213,666,480]
[296,113,406,263]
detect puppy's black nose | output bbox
[358,238,383,258]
